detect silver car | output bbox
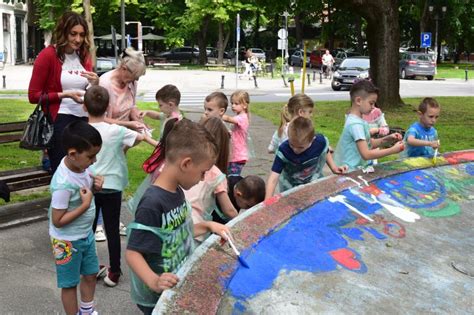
[289,50,310,67]
[399,52,436,80]
[249,48,266,62]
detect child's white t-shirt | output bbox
[58,53,88,117]
[49,158,95,241]
[89,122,137,191]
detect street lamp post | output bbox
[125,21,143,52]
[428,3,447,63]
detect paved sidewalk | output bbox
[0,107,277,314]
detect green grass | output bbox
[252,96,474,155]
[0,90,27,95]
[1,97,473,204]
[436,62,474,79]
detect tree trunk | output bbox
[254,10,260,47]
[335,0,403,108]
[295,13,303,47]
[419,0,430,34]
[197,16,210,65]
[355,16,364,53]
[327,2,334,50]
[83,0,96,70]
[217,22,224,64]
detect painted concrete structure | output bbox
[0,0,28,65]
[156,151,474,314]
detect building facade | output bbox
[0,0,28,65]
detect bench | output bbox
[205,63,230,71]
[0,121,51,229]
[152,62,181,69]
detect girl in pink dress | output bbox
[222,90,250,176]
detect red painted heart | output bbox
[329,248,362,270]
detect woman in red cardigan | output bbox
[28,11,99,172]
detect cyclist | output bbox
[321,50,335,79]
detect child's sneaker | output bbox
[104,268,122,287]
[97,265,107,279]
[119,222,127,236]
[95,225,106,242]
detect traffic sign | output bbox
[278,28,287,39]
[421,32,432,48]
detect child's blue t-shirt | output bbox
[334,114,371,172]
[272,134,329,192]
[403,122,438,157]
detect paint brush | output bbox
[224,232,250,268]
[432,140,440,164]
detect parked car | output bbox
[331,56,370,91]
[289,50,310,67]
[158,46,199,63]
[334,51,361,68]
[399,52,436,80]
[248,48,266,62]
[96,57,117,76]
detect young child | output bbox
[185,117,238,240]
[334,80,404,172]
[139,84,182,134]
[362,102,390,136]
[83,86,152,287]
[403,97,441,157]
[48,120,103,315]
[125,119,231,314]
[223,90,250,176]
[127,118,179,216]
[266,117,346,199]
[268,94,314,154]
[203,91,228,119]
[213,175,266,223]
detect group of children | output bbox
[47,79,441,314]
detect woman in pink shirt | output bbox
[223,90,250,176]
[99,47,147,132]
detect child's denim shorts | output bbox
[51,232,99,288]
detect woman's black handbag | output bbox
[19,94,54,150]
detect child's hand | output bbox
[378,126,390,136]
[431,140,440,149]
[207,222,232,241]
[391,141,405,153]
[80,187,93,206]
[91,175,104,192]
[333,165,348,174]
[149,273,179,293]
[138,110,148,119]
[129,120,146,132]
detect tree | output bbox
[335,0,403,108]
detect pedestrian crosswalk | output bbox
[141,91,208,108]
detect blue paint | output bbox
[232,301,246,315]
[227,189,379,303]
[362,226,387,240]
[465,163,474,175]
[342,228,365,240]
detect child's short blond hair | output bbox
[287,94,314,117]
[231,90,250,113]
[205,92,228,112]
[165,119,217,164]
[418,97,440,114]
[288,116,315,143]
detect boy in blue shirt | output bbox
[83,85,154,287]
[334,80,404,172]
[265,117,346,198]
[49,120,103,315]
[125,119,231,314]
[403,97,441,157]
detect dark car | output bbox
[158,46,199,63]
[399,52,436,80]
[334,51,361,68]
[96,57,117,76]
[289,49,310,67]
[331,56,370,91]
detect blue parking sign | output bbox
[421,32,431,48]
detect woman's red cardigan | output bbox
[28,46,93,122]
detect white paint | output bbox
[328,195,374,222]
[370,193,421,223]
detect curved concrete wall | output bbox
[155,150,474,314]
